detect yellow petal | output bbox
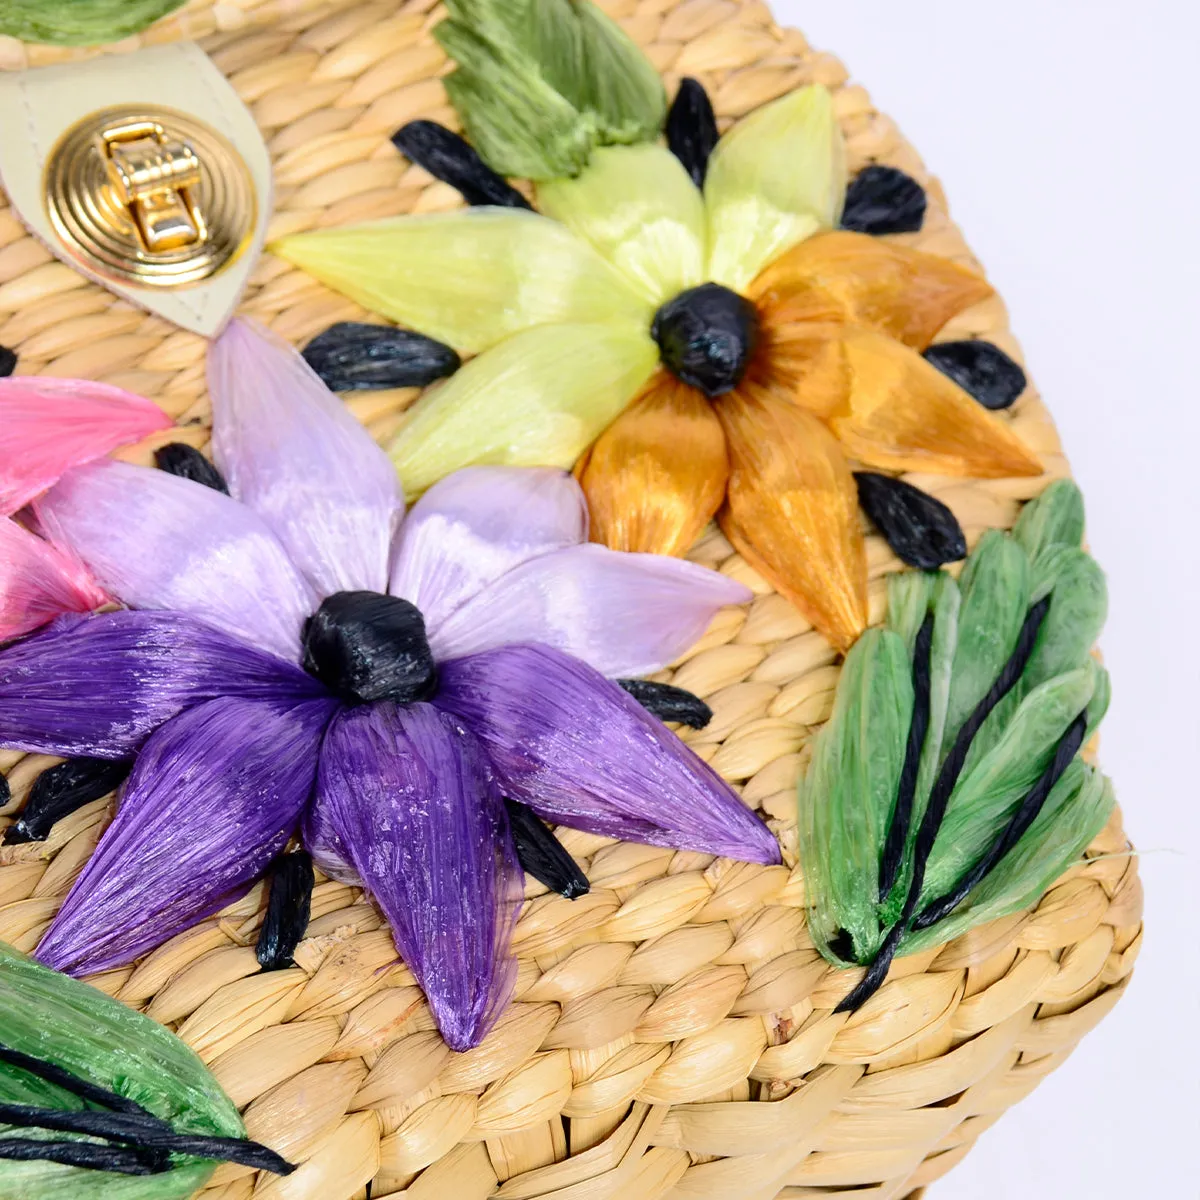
[537,144,707,307]
[826,329,1042,478]
[390,321,658,496]
[577,370,729,557]
[715,384,867,650]
[271,210,648,355]
[705,86,846,293]
[750,230,994,350]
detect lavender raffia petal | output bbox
[312,701,521,1051]
[38,459,317,660]
[0,609,325,758]
[431,543,751,677]
[0,518,108,642]
[389,466,587,633]
[209,318,404,596]
[438,644,780,865]
[0,376,171,516]
[36,695,335,976]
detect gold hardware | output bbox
[44,104,255,289]
[100,120,206,253]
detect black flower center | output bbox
[652,283,760,398]
[302,591,437,706]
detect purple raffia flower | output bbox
[0,318,779,1050]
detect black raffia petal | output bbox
[923,340,1028,411]
[505,800,590,900]
[619,679,713,730]
[392,120,532,209]
[911,712,1088,931]
[0,345,15,377]
[154,444,230,494]
[837,597,1052,1013]
[877,614,934,903]
[841,164,927,235]
[302,322,461,393]
[3,757,132,845]
[667,77,719,188]
[855,473,967,571]
[256,850,315,971]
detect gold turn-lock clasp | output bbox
[44,103,255,289]
[99,120,207,254]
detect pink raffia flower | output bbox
[1,319,778,1050]
[0,375,171,642]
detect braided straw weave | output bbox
[0,2,1142,1198]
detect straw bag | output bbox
[0,2,1142,1199]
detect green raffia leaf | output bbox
[798,629,912,963]
[435,0,667,180]
[1023,548,1108,691]
[919,664,1098,906]
[1013,479,1086,559]
[880,573,960,924]
[943,531,1030,745]
[800,478,1115,971]
[902,765,1114,956]
[0,0,185,45]
[0,941,242,1198]
[536,144,708,306]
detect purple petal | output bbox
[209,319,403,596]
[431,543,752,677]
[310,701,521,1050]
[437,644,780,865]
[37,695,334,976]
[389,466,587,633]
[38,459,316,660]
[0,609,324,758]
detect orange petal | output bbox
[749,230,994,350]
[578,371,729,557]
[826,329,1042,478]
[715,383,867,650]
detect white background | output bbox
[770,1,1200,1195]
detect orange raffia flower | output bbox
[577,232,1040,647]
[273,84,1041,650]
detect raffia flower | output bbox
[0,375,172,641]
[0,319,775,1051]
[273,82,1041,650]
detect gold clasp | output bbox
[99,120,207,253]
[44,104,255,289]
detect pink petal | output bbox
[0,377,171,516]
[38,460,317,660]
[36,695,335,976]
[389,466,587,633]
[432,543,751,677]
[0,519,108,642]
[309,701,521,1050]
[209,318,404,596]
[437,644,780,865]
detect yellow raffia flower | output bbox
[273,85,1040,650]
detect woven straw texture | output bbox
[0,3,1142,1199]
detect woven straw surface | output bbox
[0,2,1142,1198]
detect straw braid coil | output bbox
[0,2,1141,1198]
